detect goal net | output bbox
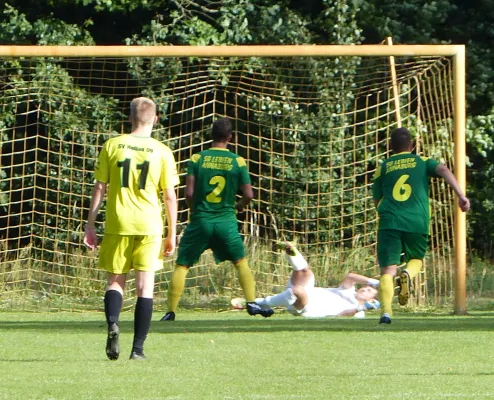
[0,45,465,311]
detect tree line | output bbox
[0,0,492,258]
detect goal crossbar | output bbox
[0,44,464,58]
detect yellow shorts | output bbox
[99,234,163,274]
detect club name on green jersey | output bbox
[201,155,234,171]
[188,148,250,221]
[372,152,440,234]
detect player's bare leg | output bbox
[255,241,312,311]
[290,269,313,287]
[291,284,309,312]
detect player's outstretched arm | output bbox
[435,164,470,212]
[340,272,379,289]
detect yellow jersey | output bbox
[94,134,179,235]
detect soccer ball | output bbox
[230,297,246,309]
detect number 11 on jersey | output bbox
[118,158,150,189]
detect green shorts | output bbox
[99,234,163,274]
[377,229,428,268]
[176,219,245,266]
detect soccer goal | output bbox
[0,44,466,313]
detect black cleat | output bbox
[129,351,147,360]
[160,311,176,321]
[247,302,274,318]
[106,323,120,361]
[379,314,392,324]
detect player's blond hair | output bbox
[130,97,157,126]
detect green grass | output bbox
[1,311,494,399]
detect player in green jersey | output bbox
[372,128,470,324]
[84,97,179,359]
[160,118,274,320]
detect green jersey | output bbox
[187,147,251,221]
[372,152,440,234]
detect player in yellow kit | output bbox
[84,97,179,360]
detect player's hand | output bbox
[83,225,98,250]
[235,202,244,213]
[162,236,176,257]
[458,195,470,212]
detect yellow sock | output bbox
[378,274,394,316]
[234,258,256,302]
[167,265,188,312]
[405,259,422,279]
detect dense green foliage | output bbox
[0,0,492,258]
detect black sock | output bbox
[104,290,123,326]
[132,297,153,353]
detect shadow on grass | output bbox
[1,312,494,333]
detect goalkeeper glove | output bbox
[357,299,381,312]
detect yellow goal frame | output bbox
[0,44,467,314]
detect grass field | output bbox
[1,310,494,400]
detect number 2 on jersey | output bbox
[118,158,150,189]
[206,176,226,203]
[392,174,412,201]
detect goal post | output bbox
[0,45,467,313]
[452,45,467,315]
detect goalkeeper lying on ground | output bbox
[234,242,380,318]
